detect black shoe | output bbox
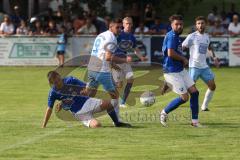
[202,108,210,111]
[161,81,169,95]
[114,122,132,128]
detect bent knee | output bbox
[89,119,101,128]
[209,84,216,91]
[181,94,189,101]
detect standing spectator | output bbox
[144,3,156,28]
[227,3,239,22]
[16,20,28,35]
[208,18,226,36]
[91,11,107,34]
[207,6,219,25]
[45,20,59,36]
[77,16,97,35]
[0,15,14,35]
[228,14,240,36]
[56,26,67,67]
[29,20,44,35]
[220,11,230,30]
[150,17,167,35]
[135,21,149,34]
[48,0,63,13]
[11,5,26,30]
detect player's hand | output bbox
[140,56,148,61]
[182,58,189,67]
[56,102,62,112]
[214,57,220,68]
[126,56,132,63]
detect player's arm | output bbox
[168,49,188,65]
[208,45,220,67]
[134,48,148,61]
[42,107,52,128]
[105,50,132,64]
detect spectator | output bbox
[77,16,97,35]
[61,16,73,35]
[208,18,226,36]
[91,11,107,34]
[207,6,219,25]
[16,20,28,35]
[0,15,14,35]
[45,20,59,35]
[227,3,239,22]
[150,17,167,35]
[11,5,26,29]
[29,20,44,35]
[135,21,149,34]
[220,11,230,30]
[73,15,86,34]
[144,3,156,28]
[128,3,140,28]
[228,14,240,36]
[48,0,63,13]
[103,16,111,31]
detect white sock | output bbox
[111,99,120,117]
[201,89,214,110]
[192,119,198,124]
[161,110,167,115]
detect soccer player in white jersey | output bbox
[182,16,219,111]
[87,19,132,127]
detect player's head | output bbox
[195,16,206,33]
[123,17,133,33]
[109,19,122,35]
[169,14,183,34]
[47,71,63,89]
[233,14,239,24]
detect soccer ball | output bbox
[140,91,156,107]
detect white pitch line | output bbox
[0,126,75,154]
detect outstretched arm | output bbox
[134,48,148,61]
[208,46,220,68]
[42,107,52,128]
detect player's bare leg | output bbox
[120,77,134,108]
[202,79,216,111]
[161,81,170,95]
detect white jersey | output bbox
[182,31,210,69]
[88,30,117,72]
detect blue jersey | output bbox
[48,76,89,113]
[162,30,184,73]
[57,34,67,52]
[114,31,137,58]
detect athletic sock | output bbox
[121,83,133,104]
[164,97,186,114]
[108,99,120,124]
[202,89,214,110]
[190,91,199,120]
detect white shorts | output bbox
[112,63,134,83]
[164,69,195,95]
[73,98,102,127]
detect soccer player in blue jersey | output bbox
[112,17,148,108]
[160,15,201,127]
[42,71,129,128]
[182,16,219,111]
[87,19,132,127]
[56,26,67,67]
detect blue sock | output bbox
[107,109,119,124]
[190,91,199,119]
[121,83,133,104]
[164,97,186,114]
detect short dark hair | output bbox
[169,14,183,23]
[195,16,206,22]
[47,70,60,81]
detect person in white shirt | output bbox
[182,16,219,111]
[86,19,132,127]
[16,20,28,35]
[228,14,240,36]
[0,15,14,35]
[77,17,97,35]
[135,21,149,34]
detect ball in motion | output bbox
[140,91,156,107]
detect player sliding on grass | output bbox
[42,71,130,128]
[160,15,201,127]
[111,17,148,108]
[182,16,219,111]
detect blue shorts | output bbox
[87,71,116,92]
[189,67,214,83]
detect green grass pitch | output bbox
[0,67,240,160]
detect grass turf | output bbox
[0,67,240,160]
